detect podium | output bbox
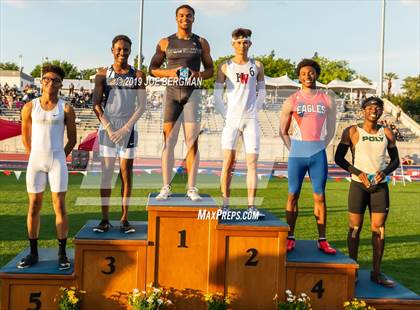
[0,248,75,310]
[73,220,147,309]
[1,194,420,310]
[146,193,219,309]
[355,270,420,310]
[216,211,289,310]
[286,240,358,310]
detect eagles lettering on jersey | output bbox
[296,103,326,116]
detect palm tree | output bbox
[384,72,399,97]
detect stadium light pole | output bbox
[137,0,144,70]
[378,0,386,97]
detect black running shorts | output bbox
[163,87,201,123]
[348,180,390,214]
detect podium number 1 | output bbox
[311,280,325,298]
[101,256,116,275]
[178,230,188,248]
[28,292,41,310]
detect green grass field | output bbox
[0,173,419,294]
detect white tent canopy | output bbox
[327,79,351,89]
[265,75,300,88]
[316,81,327,88]
[347,78,376,91]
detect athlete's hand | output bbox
[358,172,371,188]
[189,69,201,81]
[374,171,386,184]
[110,127,128,144]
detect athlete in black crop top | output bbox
[149,4,213,201]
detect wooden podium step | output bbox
[216,210,289,310]
[73,220,147,310]
[286,240,358,310]
[146,193,219,310]
[355,269,420,310]
[0,248,75,310]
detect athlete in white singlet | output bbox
[214,28,266,216]
[19,65,77,270]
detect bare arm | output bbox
[64,103,77,157]
[279,98,293,150]
[21,102,32,154]
[149,38,179,78]
[92,68,115,137]
[196,37,214,80]
[324,94,336,146]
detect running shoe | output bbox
[58,255,71,270]
[186,187,202,201]
[370,271,395,288]
[93,219,112,233]
[317,239,337,255]
[287,238,296,252]
[156,185,172,200]
[120,220,136,234]
[248,205,266,219]
[17,254,39,269]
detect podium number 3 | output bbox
[311,280,325,298]
[245,248,258,266]
[28,292,41,310]
[178,230,188,248]
[102,256,116,275]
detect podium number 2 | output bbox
[311,280,325,298]
[101,256,116,275]
[28,292,41,310]
[178,230,188,248]
[245,248,258,266]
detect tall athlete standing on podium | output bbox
[213,28,266,215]
[19,65,77,269]
[92,35,146,234]
[279,59,337,254]
[149,4,213,201]
[335,97,399,287]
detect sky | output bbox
[0,0,419,91]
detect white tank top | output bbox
[352,126,388,183]
[31,97,65,153]
[225,58,258,120]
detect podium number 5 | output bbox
[28,292,41,310]
[101,256,116,275]
[311,280,325,298]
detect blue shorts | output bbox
[287,150,328,195]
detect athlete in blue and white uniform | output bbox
[93,35,146,234]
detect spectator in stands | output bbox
[396,106,402,122]
[69,82,75,97]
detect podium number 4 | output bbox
[101,256,116,275]
[28,292,41,310]
[311,280,325,298]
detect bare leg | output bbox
[286,193,299,237]
[51,192,68,239]
[182,122,201,189]
[119,158,133,222]
[161,121,181,186]
[100,156,116,221]
[220,150,236,206]
[313,193,327,238]
[246,153,258,206]
[27,192,43,239]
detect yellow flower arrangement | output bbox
[56,287,85,310]
[343,298,376,310]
